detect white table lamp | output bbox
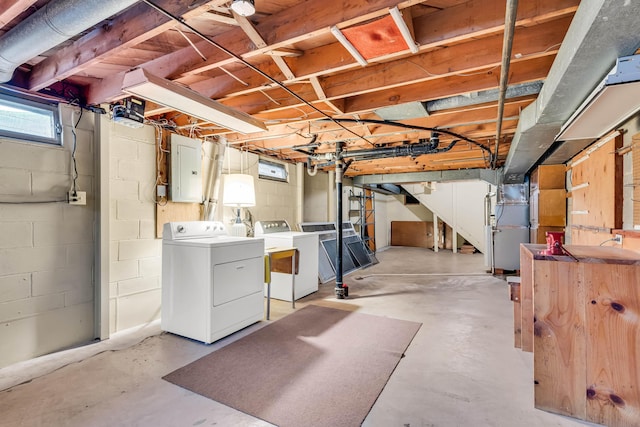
[223,174,256,237]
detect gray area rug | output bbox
[163,304,421,427]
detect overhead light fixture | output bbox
[557,54,640,141]
[230,0,255,17]
[330,26,368,67]
[389,7,419,54]
[121,68,267,134]
[223,174,256,237]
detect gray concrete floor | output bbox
[0,247,599,427]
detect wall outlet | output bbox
[614,234,623,244]
[157,185,167,197]
[68,191,86,205]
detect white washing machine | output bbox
[255,220,319,301]
[162,221,265,344]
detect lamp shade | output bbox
[223,174,256,207]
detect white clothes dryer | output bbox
[161,221,264,344]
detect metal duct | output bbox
[0,0,139,83]
[502,0,640,183]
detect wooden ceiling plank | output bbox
[199,11,239,26]
[232,11,296,80]
[265,48,304,58]
[186,0,576,79]
[322,17,568,99]
[0,0,37,30]
[186,13,569,102]
[226,100,526,150]
[217,52,551,119]
[28,0,228,91]
[85,0,428,103]
[344,55,555,114]
[85,0,575,104]
[231,11,267,49]
[309,76,326,100]
[412,0,577,49]
[325,100,345,115]
[222,97,532,146]
[180,0,426,77]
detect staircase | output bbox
[402,181,490,254]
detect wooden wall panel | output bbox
[519,244,536,352]
[533,260,587,419]
[156,202,202,237]
[522,244,640,426]
[390,221,434,248]
[633,133,640,227]
[585,264,640,427]
[570,134,623,245]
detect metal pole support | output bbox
[334,141,348,299]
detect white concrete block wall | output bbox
[108,122,162,334]
[303,171,330,222]
[218,148,299,232]
[0,104,96,368]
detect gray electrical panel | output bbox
[170,134,202,203]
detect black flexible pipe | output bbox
[293,139,458,167]
[320,118,493,159]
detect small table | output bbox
[264,246,299,320]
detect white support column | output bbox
[295,162,304,227]
[96,109,110,340]
[452,185,458,253]
[433,214,439,253]
[452,227,458,253]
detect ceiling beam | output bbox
[0,0,37,30]
[213,54,553,117]
[225,99,532,148]
[344,55,555,114]
[85,0,423,104]
[184,0,576,79]
[231,11,296,81]
[27,0,227,91]
[86,0,575,105]
[185,3,573,100]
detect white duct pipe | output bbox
[204,139,226,221]
[0,0,139,83]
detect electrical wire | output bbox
[151,122,168,206]
[0,200,67,204]
[318,118,493,163]
[70,106,83,195]
[141,0,375,147]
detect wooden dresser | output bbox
[518,244,640,426]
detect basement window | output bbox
[0,90,61,145]
[258,159,288,183]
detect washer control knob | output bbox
[177,225,185,233]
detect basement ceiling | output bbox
[0,0,581,178]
